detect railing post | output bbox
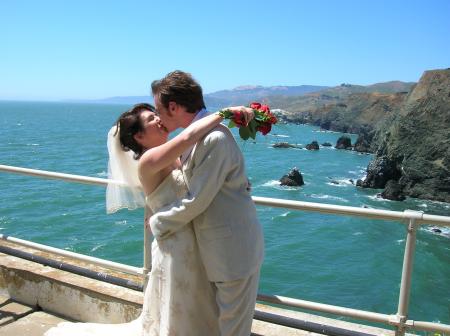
[395,210,423,336]
[143,206,152,291]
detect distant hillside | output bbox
[69,85,329,107]
[68,81,414,110]
[264,81,415,114]
[205,85,329,108]
[275,91,409,135]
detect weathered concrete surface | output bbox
[0,242,142,323]
[0,311,69,336]
[0,242,400,336]
[0,300,34,326]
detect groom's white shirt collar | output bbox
[180,108,210,164]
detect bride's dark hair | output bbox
[114,103,156,159]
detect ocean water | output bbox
[1,101,449,327]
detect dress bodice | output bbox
[145,169,188,213]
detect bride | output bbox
[45,103,254,336]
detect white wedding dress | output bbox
[46,170,220,336]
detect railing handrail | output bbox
[1,163,450,335]
[1,164,449,226]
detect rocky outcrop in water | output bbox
[272,142,302,149]
[354,129,375,153]
[306,141,319,150]
[358,69,450,202]
[356,157,401,188]
[335,136,352,150]
[280,168,304,186]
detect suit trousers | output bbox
[214,268,261,336]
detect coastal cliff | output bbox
[358,69,450,202]
[271,82,412,138]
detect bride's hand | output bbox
[226,106,254,126]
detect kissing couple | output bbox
[46,70,264,336]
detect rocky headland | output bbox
[357,69,450,203]
[271,69,449,203]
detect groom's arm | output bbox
[149,130,235,239]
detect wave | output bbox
[96,171,108,177]
[309,194,349,203]
[422,226,450,239]
[270,134,290,138]
[91,243,106,252]
[272,211,291,220]
[260,180,302,190]
[326,178,355,187]
[366,194,390,202]
[114,220,128,226]
[312,129,340,133]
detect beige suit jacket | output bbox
[149,124,264,282]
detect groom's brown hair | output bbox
[151,70,206,114]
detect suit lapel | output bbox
[181,141,199,192]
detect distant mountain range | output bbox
[66,81,414,110]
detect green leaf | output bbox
[248,120,257,133]
[248,120,257,139]
[239,126,250,140]
[228,120,236,128]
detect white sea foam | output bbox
[91,244,106,252]
[326,178,354,187]
[422,226,450,239]
[352,231,363,236]
[313,129,339,133]
[115,220,128,226]
[272,211,291,220]
[27,143,40,146]
[96,171,108,177]
[262,180,280,187]
[309,194,349,202]
[367,194,390,202]
[261,180,302,190]
[270,134,290,138]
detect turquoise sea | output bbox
[1,101,449,327]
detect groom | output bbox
[149,70,264,336]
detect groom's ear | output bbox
[167,101,177,117]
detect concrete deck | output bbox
[0,241,399,336]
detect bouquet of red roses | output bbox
[219,102,277,140]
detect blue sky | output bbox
[1,0,449,100]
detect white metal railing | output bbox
[1,164,449,335]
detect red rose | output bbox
[250,102,261,110]
[232,110,245,126]
[269,113,278,124]
[260,104,270,113]
[257,123,272,135]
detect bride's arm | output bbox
[139,107,253,174]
